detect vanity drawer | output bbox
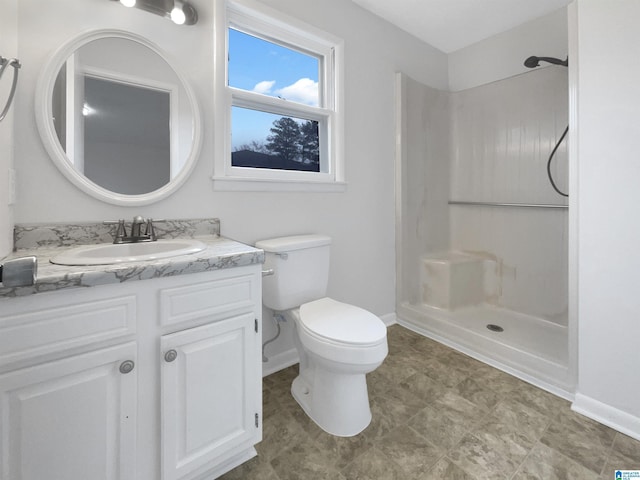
[159,273,258,327]
[0,295,137,367]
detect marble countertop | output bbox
[0,235,264,298]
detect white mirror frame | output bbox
[35,29,202,206]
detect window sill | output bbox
[211,176,347,192]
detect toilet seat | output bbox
[300,297,387,346]
[297,297,388,365]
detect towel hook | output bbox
[0,56,21,122]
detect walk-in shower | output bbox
[395,52,571,396]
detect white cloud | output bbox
[253,80,276,95]
[275,78,319,107]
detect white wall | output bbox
[0,0,18,258]
[449,8,568,92]
[572,0,640,439]
[13,0,213,225]
[12,0,447,363]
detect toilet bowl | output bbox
[287,297,387,436]
[255,235,388,437]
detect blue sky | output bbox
[229,28,319,149]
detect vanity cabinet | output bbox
[0,264,262,480]
[161,312,258,480]
[0,342,138,480]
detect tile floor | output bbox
[220,325,640,480]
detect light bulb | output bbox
[170,5,186,25]
[120,0,136,7]
[82,103,95,116]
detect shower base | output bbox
[397,302,574,399]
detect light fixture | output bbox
[170,2,186,24]
[170,1,197,25]
[110,0,198,26]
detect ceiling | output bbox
[351,0,570,53]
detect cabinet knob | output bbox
[164,350,178,363]
[119,360,135,374]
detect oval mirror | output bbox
[36,30,201,206]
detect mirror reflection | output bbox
[51,37,193,195]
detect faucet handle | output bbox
[144,218,165,241]
[104,219,127,242]
[144,218,155,241]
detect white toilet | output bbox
[255,234,388,437]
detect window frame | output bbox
[212,0,345,191]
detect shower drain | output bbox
[486,324,504,332]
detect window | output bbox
[212,0,344,191]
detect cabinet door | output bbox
[161,313,260,480]
[0,342,137,480]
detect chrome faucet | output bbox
[104,216,164,244]
[130,215,145,238]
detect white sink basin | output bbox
[50,239,208,266]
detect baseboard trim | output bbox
[192,447,256,480]
[380,312,397,327]
[262,348,299,377]
[572,393,640,441]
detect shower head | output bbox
[524,56,568,68]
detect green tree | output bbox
[300,120,319,165]
[266,117,302,162]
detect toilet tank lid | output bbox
[255,234,331,253]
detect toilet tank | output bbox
[255,235,331,311]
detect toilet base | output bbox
[291,367,372,437]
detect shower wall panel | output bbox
[450,206,568,323]
[450,67,569,324]
[450,67,568,204]
[397,74,450,305]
